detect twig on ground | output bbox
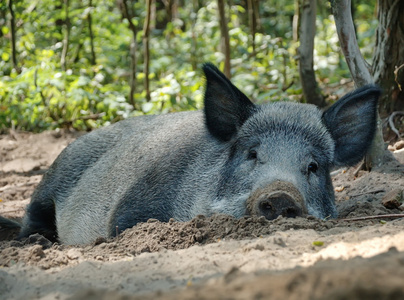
[339,214,404,222]
[349,189,385,197]
[330,168,347,177]
[282,80,294,92]
[352,158,379,176]
[1,209,24,214]
[388,111,404,139]
[394,63,404,91]
[0,182,38,192]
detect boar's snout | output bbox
[247,181,307,220]
[256,193,302,219]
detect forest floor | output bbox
[1,130,404,300]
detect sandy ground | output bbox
[1,130,404,300]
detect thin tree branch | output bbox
[394,63,404,91]
[143,0,152,102]
[88,0,96,65]
[339,214,404,222]
[8,0,20,73]
[61,0,70,71]
[217,0,231,79]
[298,0,325,107]
[119,0,138,108]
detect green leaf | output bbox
[312,241,324,247]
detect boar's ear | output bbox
[322,84,381,166]
[203,63,256,142]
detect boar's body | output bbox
[16,64,380,245]
[23,112,210,244]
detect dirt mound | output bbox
[0,213,388,270]
[114,214,335,254]
[0,215,334,269]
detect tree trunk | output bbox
[61,0,70,71]
[293,0,300,42]
[298,0,325,107]
[190,0,199,71]
[88,0,96,65]
[119,0,138,108]
[162,0,173,22]
[247,0,257,55]
[332,0,373,86]
[331,0,386,169]
[8,0,19,73]
[217,0,231,79]
[155,0,178,29]
[143,0,152,102]
[253,0,260,32]
[372,0,404,115]
[154,0,167,29]
[0,8,6,39]
[350,0,357,36]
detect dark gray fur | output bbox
[12,63,380,245]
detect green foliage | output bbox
[0,0,377,132]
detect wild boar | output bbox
[3,63,380,245]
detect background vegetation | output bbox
[0,0,378,132]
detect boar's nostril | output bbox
[284,206,300,218]
[259,200,273,212]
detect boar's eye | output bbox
[247,149,258,160]
[308,162,318,174]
